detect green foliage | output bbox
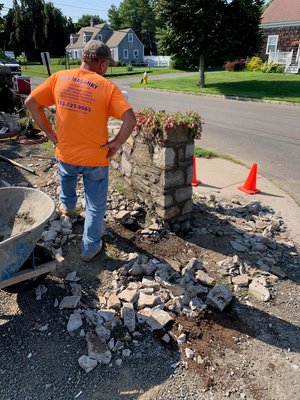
[261,62,285,73]
[107,0,158,55]
[74,15,104,31]
[115,60,125,67]
[3,0,74,60]
[58,57,80,66]
[224,59,246,71]
[134,108,203,141]
[246,56,263,71]
[153,0,263,86]
[126,64,133,71]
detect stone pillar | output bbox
[111,124,196,232]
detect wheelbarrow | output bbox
[0,187,56,290]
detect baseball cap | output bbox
[82,40,115,65]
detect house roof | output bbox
[261,0,300,24]
[66,23,113,50]
[106,29,130,48]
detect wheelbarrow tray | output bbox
[0,187,55,282]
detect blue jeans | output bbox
[58,161,109,257]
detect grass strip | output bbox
[131,71,300,103]
[195,146,243,165]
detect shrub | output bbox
[224,59,246,71]
[261,61,285,73]
[126,63,133,71]
[115,60,125,67]
[247,56,263,71]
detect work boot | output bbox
[59,204,78,218]
[80,240,103,262]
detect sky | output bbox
[1,0,122,22]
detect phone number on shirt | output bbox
[57,99,91,112]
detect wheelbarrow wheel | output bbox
[3,244,53,293]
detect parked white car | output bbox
[0,58,22,76]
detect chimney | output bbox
[90,18,95,27]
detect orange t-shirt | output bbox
[31,68,132,166]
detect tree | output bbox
[3,0,72,60]
[107,5,123,30]
[154,0,263,87]
[108,0,158,55]
[154,0,227,87]
[75,14,104,31]
[224,0,263,62]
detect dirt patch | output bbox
[0,141,300,400]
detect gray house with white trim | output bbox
[66,22,144,64]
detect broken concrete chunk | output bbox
[70,283,82,296]
[121,303,136,333]
[107,293,121,310]
[95,324,111,341]
[137,292,162,309]
[59,295,81,310]
[78,355,97,373]
[118,288,139,303]
[195,270,216,287]
[97,309,116,322]
[232,275,249,288]
[249,281,271,302]
[65,271,79,282]
[86,332,112,364]
[206,284,233,311]
[67,313,83,332]
[185,348,194,359]
[137,308,174,331]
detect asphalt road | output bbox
[30,74,300,204]
[112,75,300,204]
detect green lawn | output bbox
[131,71,300,103]
[20,58,183,78]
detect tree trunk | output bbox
[197,54,205,88]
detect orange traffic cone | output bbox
[238,163,261,194]
[191,155,201,186]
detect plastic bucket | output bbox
[5,113,21,133]
[14,76,31,95]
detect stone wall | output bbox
[258,26,300,62]
[110,124,195,232]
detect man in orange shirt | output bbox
[25,40,136,261]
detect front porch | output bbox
[268,46,300,73]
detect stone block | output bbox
[156,205,180,220]
[153,146,176,169]
[120,153,133,177]
[185,143,195,159]
[175,186,193,202]
[160,170,184,189]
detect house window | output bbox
[97,34,102,41]
[266,35,278,54]
[133,49,139,59]
[123,49,129,59]
[83,33,92,44]
[128,33,133,43]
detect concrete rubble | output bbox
[20,165,297,373]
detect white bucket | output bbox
[5,113,21,133]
